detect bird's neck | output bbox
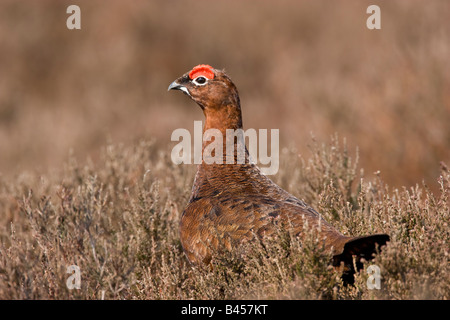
[203,105,243,134]
[201,105,250,166]
[191,105,276,201]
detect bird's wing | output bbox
[180,195,274,265]
[180,191,349,265]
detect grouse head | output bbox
[168,65,242,130]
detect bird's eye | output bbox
[193,76,207,86]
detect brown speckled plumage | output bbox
[169,65,389,283]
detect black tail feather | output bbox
[332,234,390,285]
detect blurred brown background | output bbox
[0,0,449,191]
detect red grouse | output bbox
[168,64,389,283]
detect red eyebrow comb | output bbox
[189,64,215,80]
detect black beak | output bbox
[168,81,182,91]
[168,80,191,97]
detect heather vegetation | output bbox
[0,138,448,299]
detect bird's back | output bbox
[181,161,350,265]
